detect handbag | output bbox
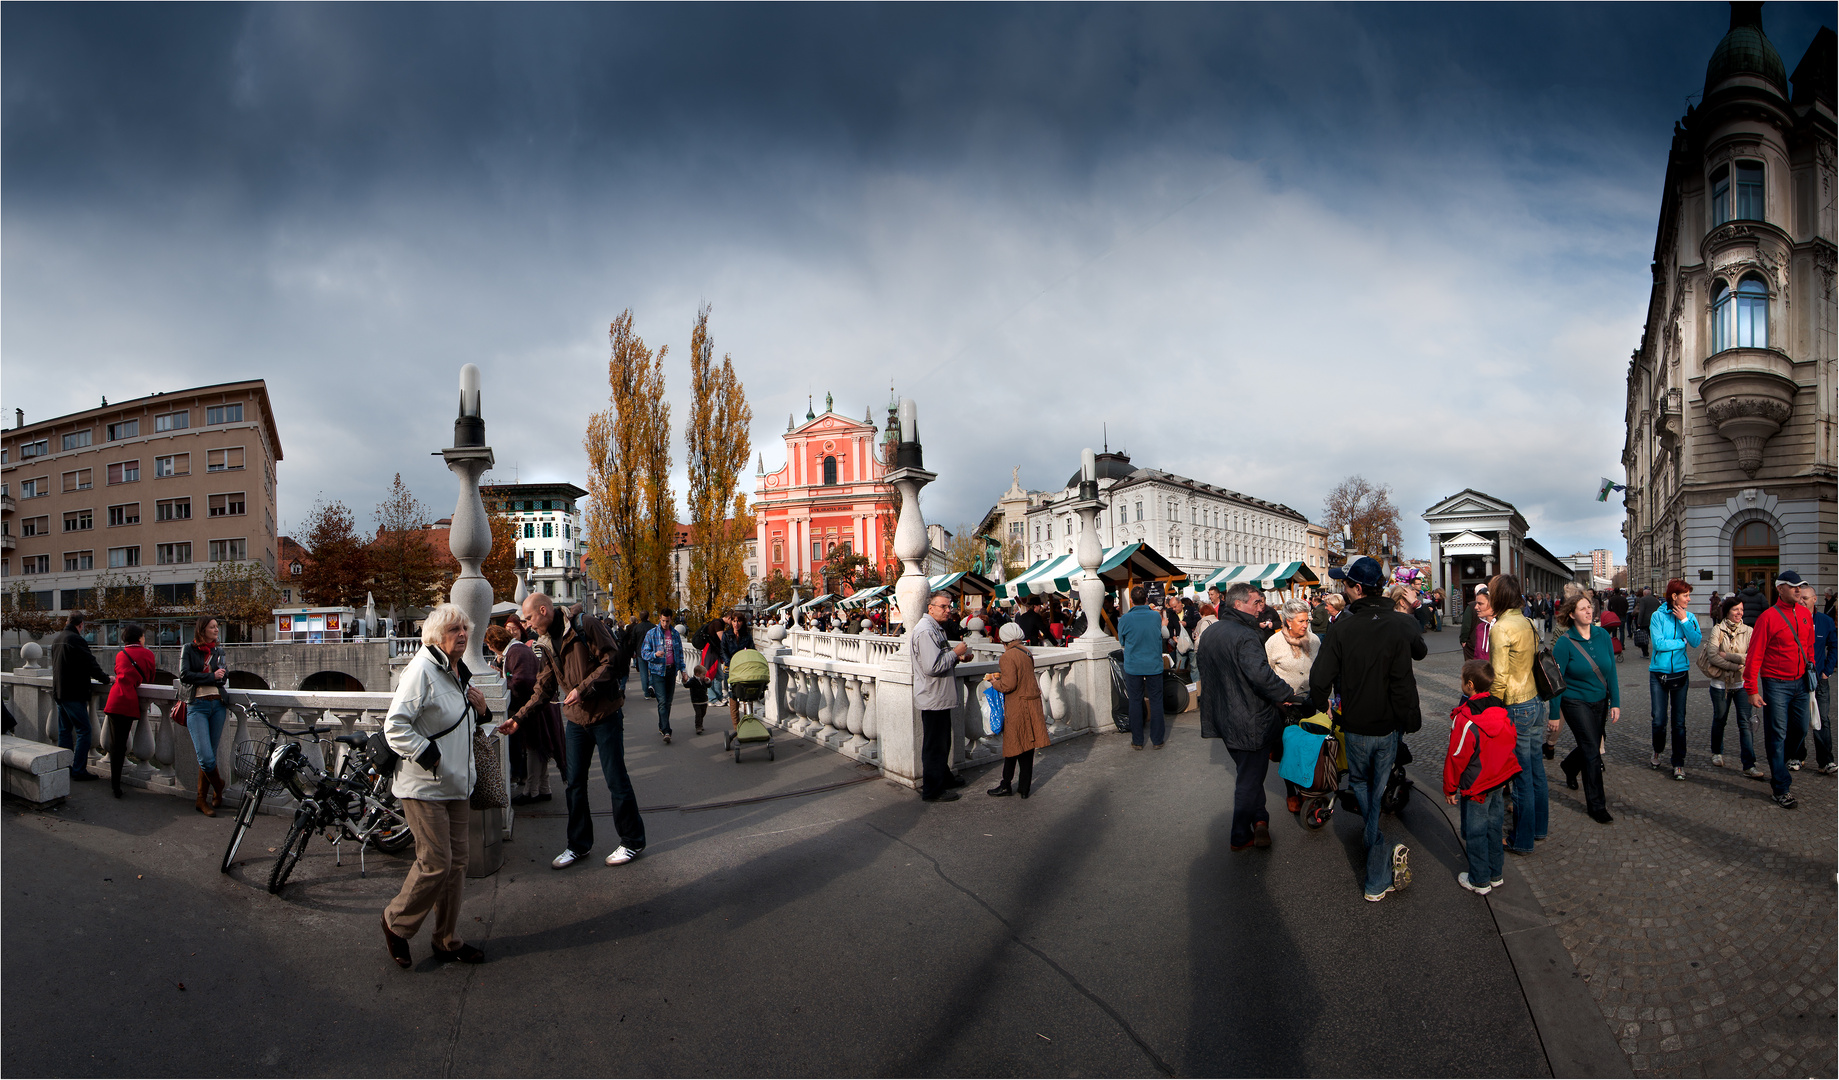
[470,723,508,810]
[172,700,188,728]
[1533,627,1567,701]
[980,684,1005,736]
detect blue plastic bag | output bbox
[980,684,1005,736]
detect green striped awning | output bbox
[995,543,1187,598]
[836,585,888,609]
[1196,561,1318,591]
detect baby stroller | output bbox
[1598,610,1624,663]
[1279,703,1342,830]
[723,648,775,763]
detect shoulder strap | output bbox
[1565,633,1608,695]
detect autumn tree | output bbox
[763,569,794,605]
[820,547,876,594]
[297,497,369,608]
[587,310,673,620]
[937,523,984,574]
[481,503,521,602]
[683,305,755,622]
[1322,475,1404,561]
[371,473,450,621]
[200,560,285,630]
[1,585,63,638]
[90,569,154,625]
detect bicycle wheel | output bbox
[365,797,415,854]
[220,783,266,873]
[267,811,313,894]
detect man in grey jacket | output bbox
[913,591,972,802]
[1197,583,1297,851]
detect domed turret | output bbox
[1704,2,1787,95]
[1064,451,1135,489]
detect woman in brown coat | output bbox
[985,621,1052,798]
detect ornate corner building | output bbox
[1623,6,1836,595]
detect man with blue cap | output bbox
[1310,556,1428,901]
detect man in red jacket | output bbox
[1444,659,1522,896]
[1744,570,1816,809]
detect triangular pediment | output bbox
[793,412,875,436]
[1423,488,1516,518]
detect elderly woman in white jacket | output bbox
[380,604,492,969]
[1264,598,1320,696]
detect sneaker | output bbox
[606,845,642,866]
[1363,884,1395,902]
[1772,793,1798,809]
[1390,844,1412,894]
[1490,876,1505,888]
[1743,765,1767,779]
[662,733,672,744]
[1673,767,1685,781]
[1822,764,1838,776]
[1789,760,1802,771]
[1650,752,1661,769]
[551,849,586,869]
[1712,754,1724,768]
[1458,872,1492,895]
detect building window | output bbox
[154,582,196,606]
[62,430,92,451]
[63,551,95,572]
[772,542,783,563]
[823,456,837,485]
[543,549,553,568]
[20,477,48,498]
[1711,161,1765,225]
[107,504,140,527]
[1713,276,1769,352]
[206,404,244,425]
[154,411,189,432]
[208,538,246,562]
[20,555,50,574]
[20,516,49,537]
[153,454,190,477]
[106,420,139,441]
[812,541,823,563]
[523,523,535,538]
[107,460,140,484]
[156,542,192,565]
[206,447,245,471]
[155,498,191,521]
[206,492,246,518]
[1135,501,1144,522]
[542,523,553,538]
[63,510,92,532]
[19,439,48,458]
[108,546,141,568]
[61,469,93,491]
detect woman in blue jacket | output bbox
[1547,594,1620,823]
[1648,579,1702,781]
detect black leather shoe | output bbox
[432,942,485,964]
[945,775,969,790]
[1563,765,1579,790]
[382,918,412,968]
[921,790,962,802]
[1542,743,1556,760]
[987,784,1013,797]
[1588,808,1614,824]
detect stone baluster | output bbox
[860,679,880,762]
[815,671,835,731]
[840,675,868,757]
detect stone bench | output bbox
[2,735,73,809]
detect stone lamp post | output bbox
[513,555,530,605]
[443,363,496,676]
[883,397,936,638]
[1067,447,1111,641]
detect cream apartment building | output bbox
[2,381,282,634]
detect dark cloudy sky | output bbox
[4,2,1832,562]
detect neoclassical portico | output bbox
[1424,489,1577,614]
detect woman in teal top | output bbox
[1548,593,1620,823]
[1647,579,1702,780]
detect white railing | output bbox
[761,630,1106,784]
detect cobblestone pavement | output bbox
[1414,639,1837,1079]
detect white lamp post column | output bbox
[1068,448,1110,641]
[443,364,496,676]
[883,397,935,637]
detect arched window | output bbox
[823,456,837,485]
[1713,276,1769,352]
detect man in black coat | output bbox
[1197,583,1297,851]
[1633,587,1662,655]
[1310,557,1426,902]
[50,613,110,781]
[1014,596,1051,647]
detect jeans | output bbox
[1760,676,1809,798]
[638,663,655,699]
[652,670,676,734]
[711,672,727,704]
[1648,671,1689,768]
[55,699,96,777]
[1226,747,1271,848]
[1709,687,1755,770]
[186,697,229,773]
[562,715,646,856]
[1507,699,1547,852]
[920,708,953,798]
[1124,673,1165,747]
[1459,785,1506,886]
[1559,696,1609,816]
[1344,731,1400,896]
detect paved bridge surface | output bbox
[6,669,1607,1078]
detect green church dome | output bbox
[1705,2,1787,93]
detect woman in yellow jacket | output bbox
[1488,575,1546,855]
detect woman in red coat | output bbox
[103,623,158,799]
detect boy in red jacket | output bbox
[1444,660,1523,895]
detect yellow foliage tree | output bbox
[683,304,754,623]
[586,310,674,620]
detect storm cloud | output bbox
[4,2,1832,556]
